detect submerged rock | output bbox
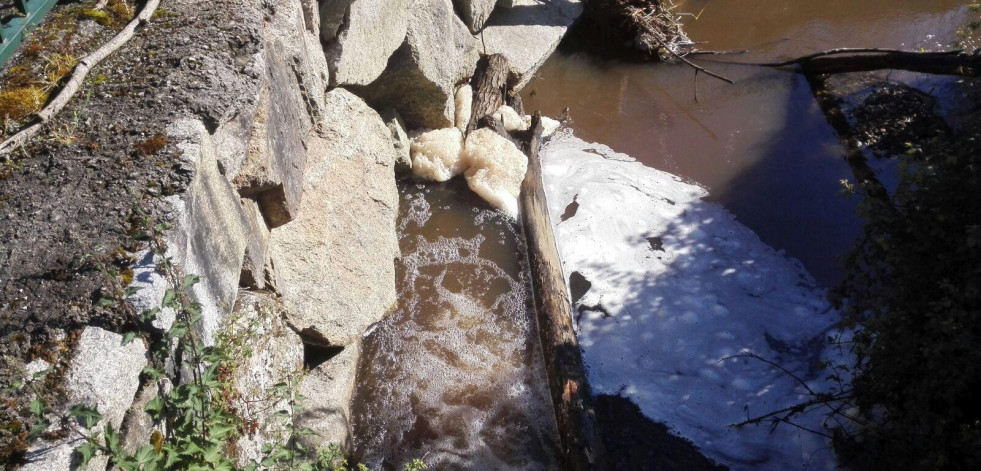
[269,89,399,347]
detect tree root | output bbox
[0,0,161,157]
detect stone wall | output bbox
[2,0,583,467]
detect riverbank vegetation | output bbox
[829,83,981,471]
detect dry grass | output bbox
[0,87,49,123]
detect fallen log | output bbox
[520,112,606,471]
[467,54,510,134]
[757,48,981,77]
[468,52,605,470]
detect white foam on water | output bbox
[455,85,472,133]
[492,105,529,131]
[351,184,560,470]
[541,131,846,471]
[463,128,528,218]
[410,128,466,182]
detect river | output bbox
[523,0,972,286]
[348,1,974,469]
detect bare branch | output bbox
[0,0,161,156]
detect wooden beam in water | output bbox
[520,112,606,471]
[468,53,605,469]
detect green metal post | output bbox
[0,0,60,68]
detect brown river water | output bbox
[349,1,973,469]
[524,0,972,286]
[350,180,560,470]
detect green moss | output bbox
[0,87,48,122]
[80,9,113,26]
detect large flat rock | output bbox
[23,327,147,470]
[324,0,412,86]
[269,88,399,347]
[482,0,583,90]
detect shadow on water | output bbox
[706,72,863,286]
[523,0,973,287]
[541,141,842,469]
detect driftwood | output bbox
[467,54,510,134]
[520,112,606,471]
[0,0,161,156]
[469,53,605,470]
[758,48,981,78]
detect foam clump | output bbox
[541,116,561,137]
[493,106,562,137]
[463,128,528,218]
[455,84,472,133]
[492,105,528,131]
[410,127,465,182]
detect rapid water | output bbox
[349,180,560,470]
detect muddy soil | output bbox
[0,1,265,462]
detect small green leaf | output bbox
[29,399,47,417]
[122,331,138,346]
[145,396,165,419]
[69,404,103,429]
[28,418,50,441]
[143,366,165,381]
[162,289,177,308]
[139,307,160,324]
[76,441,99,468]
[182,274,201,288]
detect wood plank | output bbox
[521,112,606,471]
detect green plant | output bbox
[26,210,424,470]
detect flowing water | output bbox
[348,1,974,468]
[350,180,560,470]
[523,0,973,286]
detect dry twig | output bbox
[0,0,161,156]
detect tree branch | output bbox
[0,0,161,156]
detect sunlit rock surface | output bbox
[269,89,399,347]
[541,132,842,471]
[354,0,479,129]
[482,0,583,89]
[323,0,412,86]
